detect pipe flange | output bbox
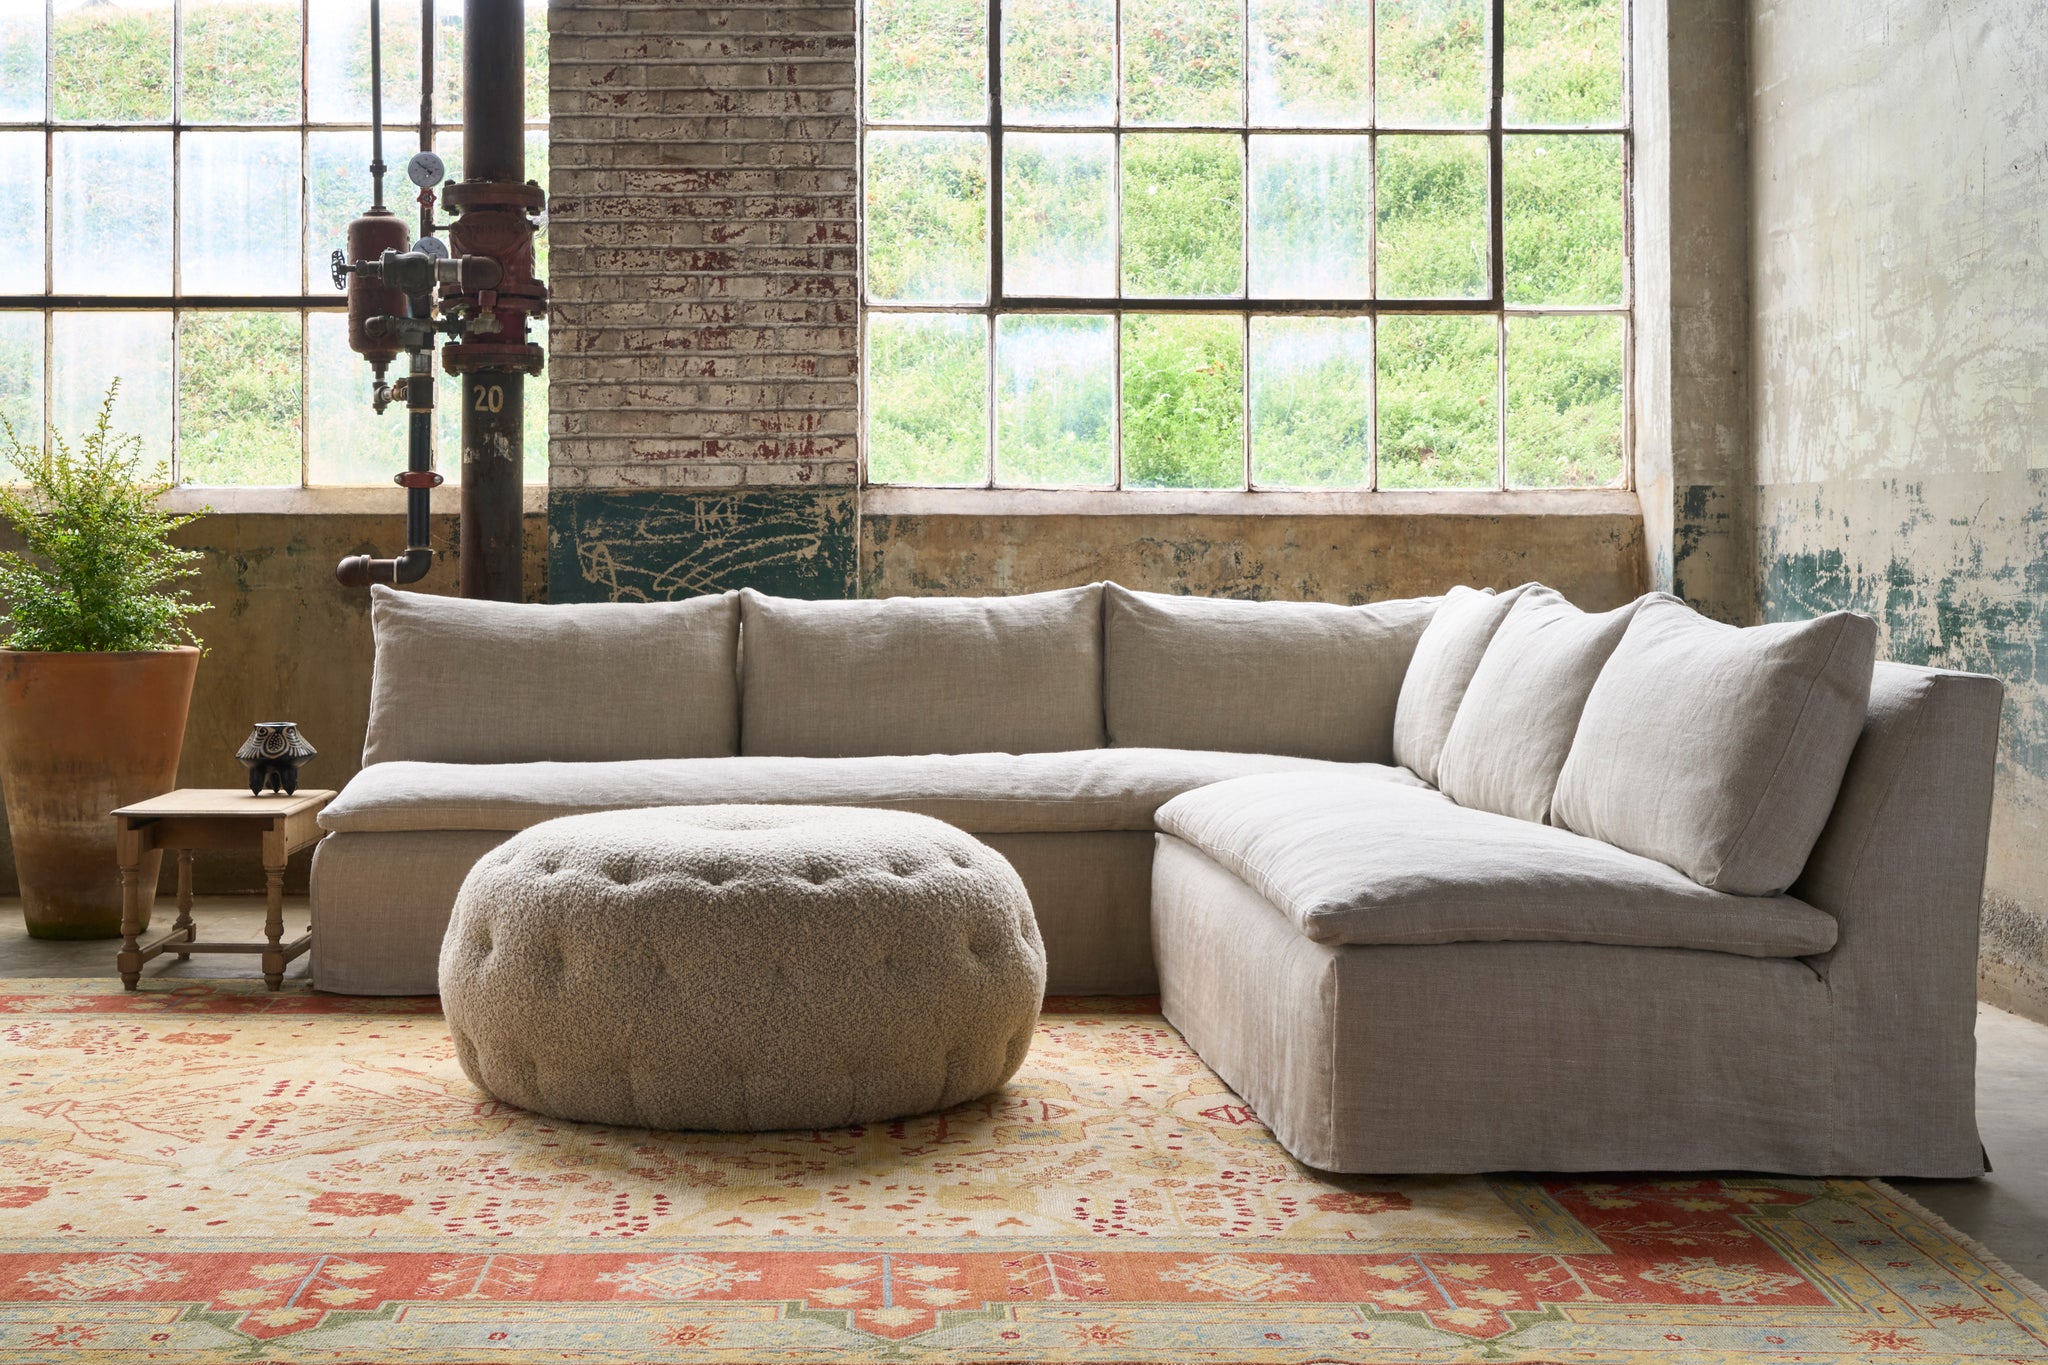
[440,341,547,377]
[442,180,546,213]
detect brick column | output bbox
[546,1,860,601]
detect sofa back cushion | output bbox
[1435,587,1642,823]
[1552,595,1880,895]
[740,585,1105,756]
[1103,585,1437,761]
[364,584,740,764]
[1390,584,1530,784]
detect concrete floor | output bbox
[0,896,2040,1282]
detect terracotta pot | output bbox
[0,648,199,939]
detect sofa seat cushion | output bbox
[1156,773,1838,958]
[320,749,1428,838]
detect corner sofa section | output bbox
[310,580,2003,1177]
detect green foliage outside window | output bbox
[864,0,1630,491]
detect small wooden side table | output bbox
[113,788,334,991]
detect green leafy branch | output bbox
[0,383,206,653]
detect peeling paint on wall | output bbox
[549,489,858,602]
[1751,0,2048,1021]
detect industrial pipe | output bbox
[447,0,536,603]
[337,346,442,586]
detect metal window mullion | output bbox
[1489,0,1505,490]
[300,0,312,487]
[986,0,1001,489]
[1109,0,1123,488]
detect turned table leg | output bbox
[116,824,145,991]
[261,863,287,992]
[173,850,195,960]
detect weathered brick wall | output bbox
[546,0,861,601]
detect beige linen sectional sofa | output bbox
[311,580,2004,1177]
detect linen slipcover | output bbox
[1156,773,1837,957]
[1552,597,1879,895]
[1435,586,1643,823]
[314,827,1161,997]
[1152,836,1836,1174]
[318,749,1423,837]
[363,585,740,765]
[1390,584,1529,785]
[1101,584,1438,762]
[739,585,1105,757]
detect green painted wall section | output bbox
[547,488,860,602]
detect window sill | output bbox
[162,486,549,516]
[859,486,1643,518]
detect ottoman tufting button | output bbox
[438,804,1046,1132]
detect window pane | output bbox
[181,0,300,123]
[1505,133,1623,305]
[0,314,42,469]
[182,132,302,294]
[1377,0,1488,128]
[1252,316,1370,487]
[53,0,171,122]
[0,133,43,294]
[1002,0,1112,125]
[53,132,172,295]
[51,311,173,468]
[867,313,986,485]
[1123,0,1241,126]
[177,312,300,486]
[1506,0,1623,126]
[1249,134,1371,299]
[1122,133,1243,297]
[1377,313,1496,488]
[433,0,464,122]
[1508,312,1622,487]
[526,0,548,122]
[865,0,986,124]
[864,131,988,305]
[528,129,550,281]
[0,2,45,120]
[307,310,404,484]
[1249,0,1372,127]
[996,315,1112,486]
[1376,134,1488,299]
[1121,313,1243,489]
[309,0,421,123]
[1003,133,1113,297]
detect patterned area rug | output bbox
[0,981,2041,1365]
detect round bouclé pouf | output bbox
[438,805,1045,1132]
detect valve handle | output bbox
[329,249,350,291]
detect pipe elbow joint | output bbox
[335,546,435,588]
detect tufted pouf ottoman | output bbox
[438,804,1045,1131]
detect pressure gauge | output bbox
[407,151,446,188]
[412,235,450,261]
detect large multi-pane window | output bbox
[862,0,1629,491]
[0,0,549,487]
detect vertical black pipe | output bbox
[464,0,523,181]
[458,0,526,601]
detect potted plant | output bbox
[0,384,204,939]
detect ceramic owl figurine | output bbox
[237,722,317,796]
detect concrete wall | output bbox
[1632,0,1754,622]
[862,497,1645,607]
[1751,0,2048,1019]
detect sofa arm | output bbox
[1791,661,2003,1173]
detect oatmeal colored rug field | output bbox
[0,981,2040,1364]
